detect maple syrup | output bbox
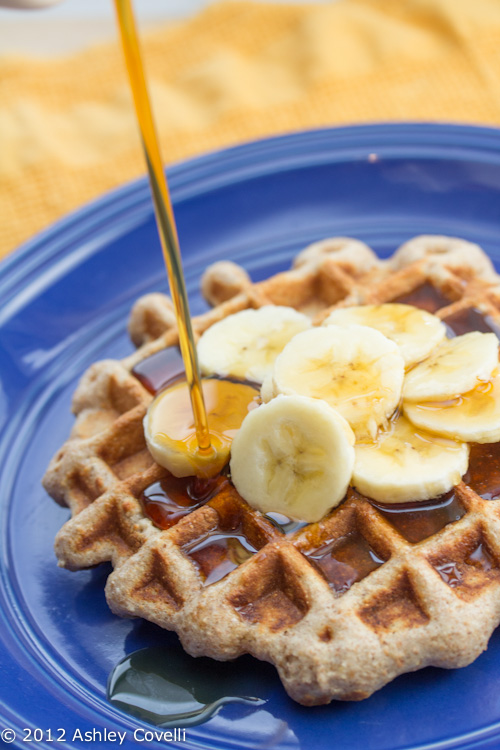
[132,346,184,394]
[392,282,452,313]
[434,542,496,588]
[468,542,496,570]
[108,647,266,727]
[305,530,386,593]
[463,442,500,500]
[141,474,228,530]
[186,532,258,586]
[411,379,499,423]
[442,307,500,338]
[370,491,465,544]
[114,0,212,455]
[182,493,263,586]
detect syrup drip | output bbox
[392,282,452,314]
[141,474,228,530]
[132,347,184,394]
[305,530,385,593]
[370,491,465,544]
[442,307,500,338]
[108,647,266,728]
[463,442,500,501]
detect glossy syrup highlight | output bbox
[305,530,386,593]
[393,282,452,313]
[464,442,500,501]
[370,491,466,543]
[132,347,184,394]
[185,531,257,586]
[141,473,229,529]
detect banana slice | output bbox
[353,415,469,503]
[272,325,404,440]
[144,378,259,478]
[260,373,276,403]
[323,303,446,367]
[403,331,499,402]
[404,375,500,444]
[230,395,355,523]
[197,306,311,384]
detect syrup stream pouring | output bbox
[113,0,212,460]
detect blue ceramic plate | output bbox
[2,124,500,750]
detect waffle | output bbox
[43,235,500,705]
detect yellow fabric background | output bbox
[2,0,500,259]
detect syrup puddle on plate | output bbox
[107,647,266,727]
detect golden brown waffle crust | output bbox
[43,235,500,705]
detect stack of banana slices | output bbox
[151,304,500,524]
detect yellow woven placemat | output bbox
[2,0,500,258]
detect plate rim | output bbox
[4,120,500,277]
[3,121,500,750]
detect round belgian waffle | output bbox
[42,235,500,705]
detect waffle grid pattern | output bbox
[43,235,500,704]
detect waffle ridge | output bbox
[42,234,500,705]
